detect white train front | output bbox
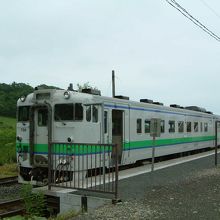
[16,87,220,185]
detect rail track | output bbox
[0,198,25,218]
[0,176,18,186]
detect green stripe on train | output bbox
[123,135,215,150]
[16,135,215,154]
[16,143,112,154]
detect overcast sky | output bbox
[1,0,220,113]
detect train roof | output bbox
[17,88,219,118]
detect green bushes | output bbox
[0,116,16,165]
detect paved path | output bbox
[75,151,220,219]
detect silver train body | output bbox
[16,88,220,185]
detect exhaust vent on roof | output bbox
[153,102,163,106]
[140,99,153,104]
[170,104,180,108]
[185,106,206,113]
[114,95,129,100]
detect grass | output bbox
[0,163,17,178]
[0,116,17,176]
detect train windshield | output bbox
[54,103,83,121]
[18,106,30,122]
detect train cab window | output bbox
[204,123,208,132]
[137,119,142,134]
[55,104,73,121]
[169,120,175,133]
[86,105,99,123]
[178,121,184,133]
[18,106,30,122]
[92,105,98,123]
[75,103,83,120]
[38,109,48,126]
[200,122,203,132]
[145,120,151,133]
[194,122,198,132]
[187,122,191,132]
[86,106,91,122]
[161,120,165,133]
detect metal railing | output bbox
[48,142,118,200]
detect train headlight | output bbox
[64,91,70,99]
[20,96,26,102]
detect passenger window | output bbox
[137,119,142,133]
[187,122,191,132]
[145,120,151,133]
[204,123,208,132]
[104,111,108,133]
[178,121,184,133]
[200,122,203,132]
[194,122,198,132]
[161,120,165,133]
[86,106,91,122]
[169,120,175,133]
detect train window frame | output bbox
[86,106,91,122]
[194,122,198,132]
[137,118,142,134]
[74,103,83,121]
[178,121,184,133]
[169,120,175,133]
[187,122,191,132]
[92,105,98,123]
[200,122,203,132]
[161,120,165,133]
[204,122,208,132]
[54,103,84,121]
[18,106,30,122]
[104,111,108,134]
[144,119,151,133]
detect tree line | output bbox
[0,82,59,118]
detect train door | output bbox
[103,109,110,144]
[112,110,123,164]
[30,105,51,166]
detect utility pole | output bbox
[112,70,115,98]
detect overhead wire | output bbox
[165,0,220,42]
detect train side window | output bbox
[75,103,83,121]
[145,120,151,133]
[187,122,191,132]
[18,106,30,122]
[200,122,203,132]
[169,120,175,133]
[86,106,91,122]
[194,122,198,132]
[137,118,142,134]
[204,122,208,132]
[92,105,98,122]
[161,120,165,133]
[104,111,108,133]
[178,121,184,133]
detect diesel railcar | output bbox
[16,87,220,185]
